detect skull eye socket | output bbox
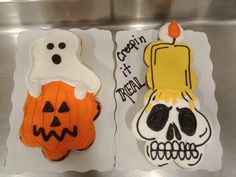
[42,101,54,112]
[58,101,70,113]
[177,107,197,136]
[146,104,171,132]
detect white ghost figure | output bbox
[26,30,101,100]
[132,90,212,168]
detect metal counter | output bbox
[0,0,236,176]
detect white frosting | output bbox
[131,90,212,168]
[26,30,101,99]
[74,81,89,100]
[27,79,42,98]
[159,22,184,43]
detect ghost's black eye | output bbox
[58,101,70,113]
[177,107,197,136]
[43,101,54,112]
[59,42,66,49]
[47,43,54,50]
[146,104,172,132]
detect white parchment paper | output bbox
[115,30,222,171]
[6,28,116,173]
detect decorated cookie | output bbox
[20,30,101,161]
[131,21,212,168]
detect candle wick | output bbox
[172,38,176,45]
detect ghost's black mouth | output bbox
[33,125,77,142]
[147,140,200,162]
[51,54,61,64]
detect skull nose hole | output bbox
[173,123,182,140]
[50,116,61,127]
[52,54,61,64]
[166,123,182,140]
[166,124,174,140]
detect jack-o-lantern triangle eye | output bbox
[58,101,70,113]
[43,101,54,112]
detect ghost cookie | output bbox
[26,30,100,99]
[131,21,212,168]
[20,30,101,161]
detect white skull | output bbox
[132,90,212,168]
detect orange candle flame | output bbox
[168,20,180,38]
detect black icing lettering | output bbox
[124,83,132,95]
[146,104,171,132]
[116,88,135,104]
[132,35,140,45]
[117,52,126,61]
[121,49,128,59]
[129,80,139,93]
[133,77,145,87]
[177,107,197,136]
[120,63,131,77]
[117,35,147,62]
[129,40,138,50]
[116,77,145,104]
[139,36,146,43]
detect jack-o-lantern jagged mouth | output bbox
[147,140,202,164]
[33,125,78,142]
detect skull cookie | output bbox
[20,30,101,160]
[131,21,212,168]
[132,90,212,168]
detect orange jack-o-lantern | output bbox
[20,81,100,161]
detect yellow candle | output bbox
[145,40,197,91]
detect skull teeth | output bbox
[149,141,199,161]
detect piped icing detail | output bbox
[20,30,101,161]
[26,30,101,99]
[131,21,212,168]
[159,21,184,44]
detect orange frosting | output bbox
[20,81,100,160]
[168,20,180,38]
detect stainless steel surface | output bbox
[0,0,236,176]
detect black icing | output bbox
[166,123,182,141]
[177,107,197,136]
[33,125,78,142]
[146,104,171,132]
[52,54,61,64]
[59,42,66,49]
[166,124,174,140]
[47,43,54,50]
[43,101,54,112]
[173,123,182,140]
[148,140,200,162]
[148,43,192,90]
[50,116,61,127]
[58,101,70,113]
